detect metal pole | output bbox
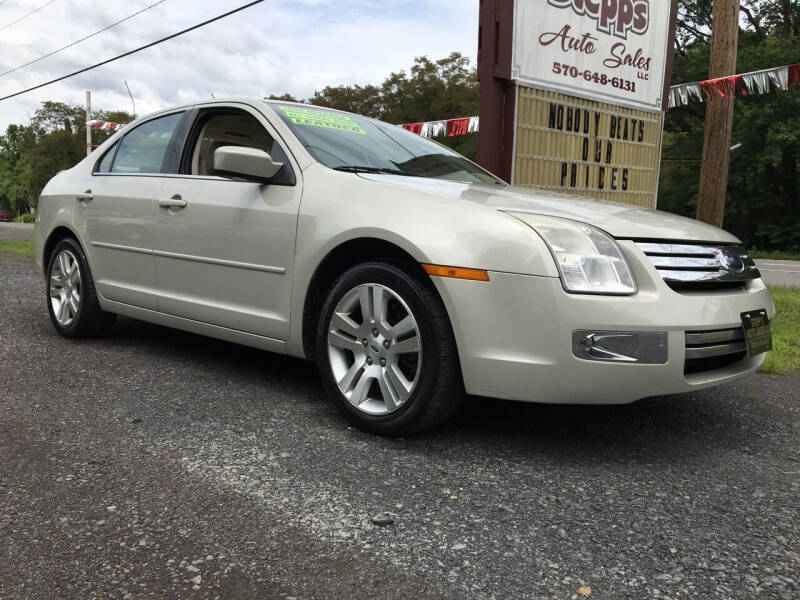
[124,80,136,119]
[85,90,92,156]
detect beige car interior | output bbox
[192,112,274,176]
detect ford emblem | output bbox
[718,248,745,273]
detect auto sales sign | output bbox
[511,0,675,111]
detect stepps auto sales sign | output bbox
[511,0,674,111]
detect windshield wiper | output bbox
[333,165,419,177]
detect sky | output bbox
[0,0,479,130]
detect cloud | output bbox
[0,0,478,129]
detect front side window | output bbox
[187,110,294,184]
[271,104,499,184]
[190,112,275,176]
[110,112,183,174]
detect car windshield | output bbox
[270,104,499,184]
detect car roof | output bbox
[133,97,381,129]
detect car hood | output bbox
[357,174,740,244]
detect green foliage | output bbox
[267,93,301,103]
[0,103,133,214]
[660,2,800,252]
[761,286,800,375]
[13,213,35,223]
[306,52,479,160]
[310,84,383,119]
[749,249,800,261]
[307,53,477,125]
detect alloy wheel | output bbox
[49,249,82,326]
[327,283,422,415]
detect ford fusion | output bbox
[34,99,774,435]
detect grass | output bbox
[0,239,796,373]
[0,239,34,262]
[749,249,800,261]
[761,285,800,375]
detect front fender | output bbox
[284,166,560,357]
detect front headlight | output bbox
[525,215,636,295]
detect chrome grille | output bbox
[635,242,760,290]
[684,327,748,374]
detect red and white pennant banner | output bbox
[669,63,800,108]
[402,116,479,138]
[87,119,126,132]
[401,64,800,137]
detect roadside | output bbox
[0,239,34,262]
[750,250,800,262]
[755,259,800,288]
[0,221,34,241]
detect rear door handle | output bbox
[158,195,187,209]
[75,190,93,201]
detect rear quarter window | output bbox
[94,142,119,173]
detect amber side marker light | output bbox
[422,264,490,282]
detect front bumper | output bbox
[432,242,775,404]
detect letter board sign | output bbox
[513,87,664,207]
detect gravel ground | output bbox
[1,255,798,600]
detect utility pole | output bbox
[85,90,92,156]
[696,0,740,227]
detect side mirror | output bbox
[213,146,283,183]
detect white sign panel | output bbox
[512,0,674,112]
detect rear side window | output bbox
[111,112,183,174]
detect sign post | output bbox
[85,90,92,157]
[478,0,679,208]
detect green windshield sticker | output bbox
[279,106,366,135]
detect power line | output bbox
[0,0,264,102]
[0,0,169,79]
[0,0,59,33]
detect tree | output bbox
[0,102,133,215]
[267,93,301,102]
[0,124,36,215]
[309,85,383,118]
[305,53,479,158]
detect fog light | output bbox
[572,331,668,364]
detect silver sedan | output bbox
[35,99,774,435]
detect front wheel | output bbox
[316,261,463,435]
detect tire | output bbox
[316,260,463,435]
[46,237,116,338]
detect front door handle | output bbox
[75,190,93,201]
[158,195,187,209]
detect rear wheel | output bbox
[316,261,463,435]
[46,238,116,338]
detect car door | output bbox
[76,111,188,310]
[153,105,301,341]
